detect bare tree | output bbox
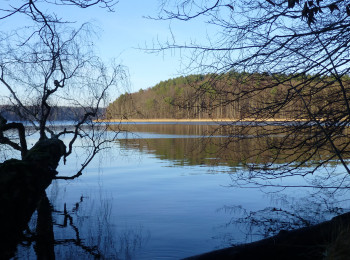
[0,2,126,257]
[152,0,350,187]
[0,0,126,178]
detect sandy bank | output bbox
[97,118,307,123]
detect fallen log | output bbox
[184,211,350,260]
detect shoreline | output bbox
[97,118,308,123]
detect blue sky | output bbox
[77,0,211,95]
[92,1,182,92]
[0,0,214,103]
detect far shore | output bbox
[97,118,309,123]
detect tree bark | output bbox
[0,138,65,259]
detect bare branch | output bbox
[0,114,27,158]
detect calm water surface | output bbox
[13,123,350,259]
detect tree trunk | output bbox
[0,138,65,259]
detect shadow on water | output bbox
[216,190,350,244]
[1,189,149,260]
[182,190,350,260]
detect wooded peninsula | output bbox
[0,106,105,122]
[106,72,349,121]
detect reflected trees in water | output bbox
[217,191,350,244]
[207,189,350,260]
[112,123,350,188]
[111,123,350,257]
[13,191,149,260]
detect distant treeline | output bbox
[0,105,105,122]
[106,72,350,120]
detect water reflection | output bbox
[112,123,350,168]
[111,123,350,192]
[5,123,350,259]
[8,189,150,259]
[35,194,55,259]
[215,190,350,245]
[116,136,347,168]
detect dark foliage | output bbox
[0,105,105,122]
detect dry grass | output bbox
[97,118,309,123]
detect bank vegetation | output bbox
[106,72,350,122]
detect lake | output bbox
[11,122,350,259]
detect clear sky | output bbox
[92,0,183,93]
[75,0,211,95]
[0,0,213,103]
